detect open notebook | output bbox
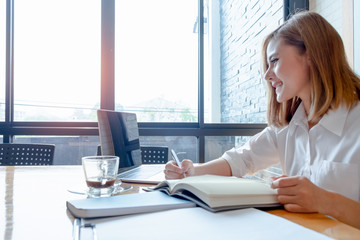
[97,110,165,184]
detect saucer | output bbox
[111,182,133,195]
[68,182,133,196]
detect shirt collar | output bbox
[289,103,308,128]
[319,104,349,136]
[289,102,349,136]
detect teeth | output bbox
[274,82,282,95]
[273,82,282,88]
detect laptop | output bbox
[97,109,166,184]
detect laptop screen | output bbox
[97,110,142,171]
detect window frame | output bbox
[1,0,266,163]
[354,0,360,75]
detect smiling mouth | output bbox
[272,82,283,94]
[272,81,283,89]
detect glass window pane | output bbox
[355,0,360,75]
[13,136,100,165]
[204,0,283,123]
[14,0,100,122]
[204,136,251,163]
[115,0,198,122]
[140,136,198,163]
[0,0,5,121]
[12,135,197,165]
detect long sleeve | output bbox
[222,126,280,177]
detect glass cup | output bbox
[82,156,120,198]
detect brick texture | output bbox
[219,0,283,124]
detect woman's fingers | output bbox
[164,160,194,179]
[283,203,305,213]
[272,176,306,188]
[269,174,288,182]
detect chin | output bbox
[276,97,285,103]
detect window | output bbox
[140,136,197,162]
[355,0,360,75]
[0,0,5,122]
[13,0,101,122]
[205,136,251,162]
[204,0,283,123]
[2,0,285,164]
[114,0,198,122]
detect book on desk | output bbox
[67,175,280,218]
[154,174,280,212]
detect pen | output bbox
[170,149,186,178]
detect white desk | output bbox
[1,166,360,239]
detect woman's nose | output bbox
[264,67,274,81]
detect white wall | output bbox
[354,0,360,75]
[309,0,342,36]
[310,0,357,70]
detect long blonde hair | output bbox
[262,11,360,127]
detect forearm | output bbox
[320,191,360,229]
[194,158,232,176]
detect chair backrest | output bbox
[0,144,5,166]
[97,144,169,164]
[141,146,169,164]
[0,143,55,166]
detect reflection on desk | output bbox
[0,165,360,240]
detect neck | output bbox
[308,121,317,130]
[303,102,319,130]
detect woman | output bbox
[165,11,360,228]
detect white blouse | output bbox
[222,102,360,201]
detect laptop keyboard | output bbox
[118,165,164,180]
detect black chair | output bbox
[141,146,169,164]
[97,145,169,164]
[0,143,55,166]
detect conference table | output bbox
[0,165,359,240]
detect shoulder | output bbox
[250,125,288,145]
[346,101,360,128]
[349,101,360,116]
[330,101,360,139]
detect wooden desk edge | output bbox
[268,209,360,239]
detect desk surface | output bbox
[1,166,359,240]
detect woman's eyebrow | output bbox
[268,52,278,61]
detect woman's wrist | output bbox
[317,190,360,228]
[317,190,340,218]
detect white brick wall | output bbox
[309,0,342,36]
[212,0,284,175]
[220,0,283,123]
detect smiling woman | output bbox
[13,0,101,122]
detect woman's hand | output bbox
[271,175,328,213]
[271,175,360,229]
[164,159,195,179]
